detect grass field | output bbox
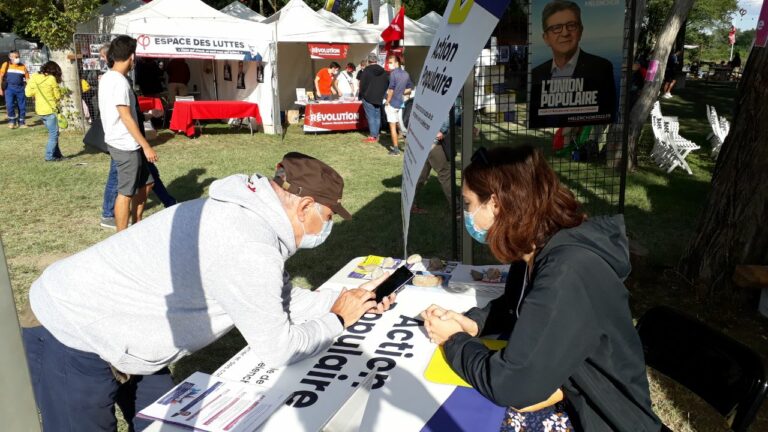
[1,80,766,431]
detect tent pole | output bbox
[212,59,219,101]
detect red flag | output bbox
[728,26,736,45]
[381,6,405,42]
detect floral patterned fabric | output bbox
[499,402,572,432]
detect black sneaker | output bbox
[388,147,401,156]
[100,217,117,230]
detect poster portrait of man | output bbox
[528,0,622,128]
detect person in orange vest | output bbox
[0,50,31,128]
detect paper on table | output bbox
[137,371,287,432]
[424,340,508,387]
[447,264,509,293]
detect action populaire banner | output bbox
[307,43,350,60]
[756,0,768,47]
[401,0,510,254]
[135,34,267,61]
[528,0,624,128]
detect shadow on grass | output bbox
[146,168,216,211]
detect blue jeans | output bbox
[22,325,175,431]
[102,158,177,218]
[41,113,62,161]
[362,99,381,139]
[5,85,26,125]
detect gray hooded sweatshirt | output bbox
[30,174,342,375]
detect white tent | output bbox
[417,11,442,30]
[76,0,146,34]
[316,8,350,27]
[351,4,437,84]
[263,0,379,110]
[221,1,265,22]
[351,4,436,46]
[89,0,279,133]
[0,33,37,52]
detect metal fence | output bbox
[72,33,116,126]
[457,0,632,262]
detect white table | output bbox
[145,257,506,432]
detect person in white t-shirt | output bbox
[334,63,358,98]
[98,35,157,232]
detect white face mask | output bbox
[298,204,333,249]
[11,57,20,64]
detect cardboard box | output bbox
[287,109,301,125]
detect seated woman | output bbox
[421,146,660,432]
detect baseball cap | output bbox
[274,152,352,220]
[367,53,378,63]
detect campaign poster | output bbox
[528,0,624,128]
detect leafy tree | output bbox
[0,0,100,50]
[640,0,738,53]
[679,44,768,298]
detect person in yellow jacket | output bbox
[25,61,66,162]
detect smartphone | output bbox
[374,266,415,303]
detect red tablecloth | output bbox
[170,101,262,137]
[303,102,367,133]
[138,96,163,113]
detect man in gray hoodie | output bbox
[21,152,393,431]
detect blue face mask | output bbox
[463,205,489,244]
[299,204,333,249]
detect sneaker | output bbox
[362,136,378,143]
[662,93,673,99]
[8,123,17,129]
[100,217,117,230]
[19,124,29,128]
[388,147,401,156]
[45,156,69,162]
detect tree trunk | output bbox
[626,0,694,171]
[678,46,768,297]
[49,49,85,131]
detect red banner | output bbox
[307,43,350,59]
[381,6,405,42]
[304,102,367,132]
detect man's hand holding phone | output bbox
[330,273,398,329]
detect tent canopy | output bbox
[352,3,436,46]
[76,0,146,34]
[417,11,442,30]
[316,8,350,26]
[221,1,265,22]
[262,0,378,43]
[0,33,37,52]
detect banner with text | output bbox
[212,288,499,431]
[528,0,624,128]
[307,43,350,60]
[135,34,269,61]
[303,103,367,132]
[401,0,510,253]
[757,0,768,47]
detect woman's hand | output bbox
[421,305,479,337]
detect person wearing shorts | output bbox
[384,55,412,156]
[98,36,157,231]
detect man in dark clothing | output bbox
[166,58,191,97]
[134,57,164,96]
[528,0,617,128]
[358,53,389,143]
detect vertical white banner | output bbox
[401,0,511,254]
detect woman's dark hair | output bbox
[40,61,63,83]
[108,35,137,64]
[463,145,586,263]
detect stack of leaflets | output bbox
[347,255,405,280]
[447,264,509,294]
[138,372,287,431]
[413,261,459,288]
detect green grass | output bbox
[2,81,767,431]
